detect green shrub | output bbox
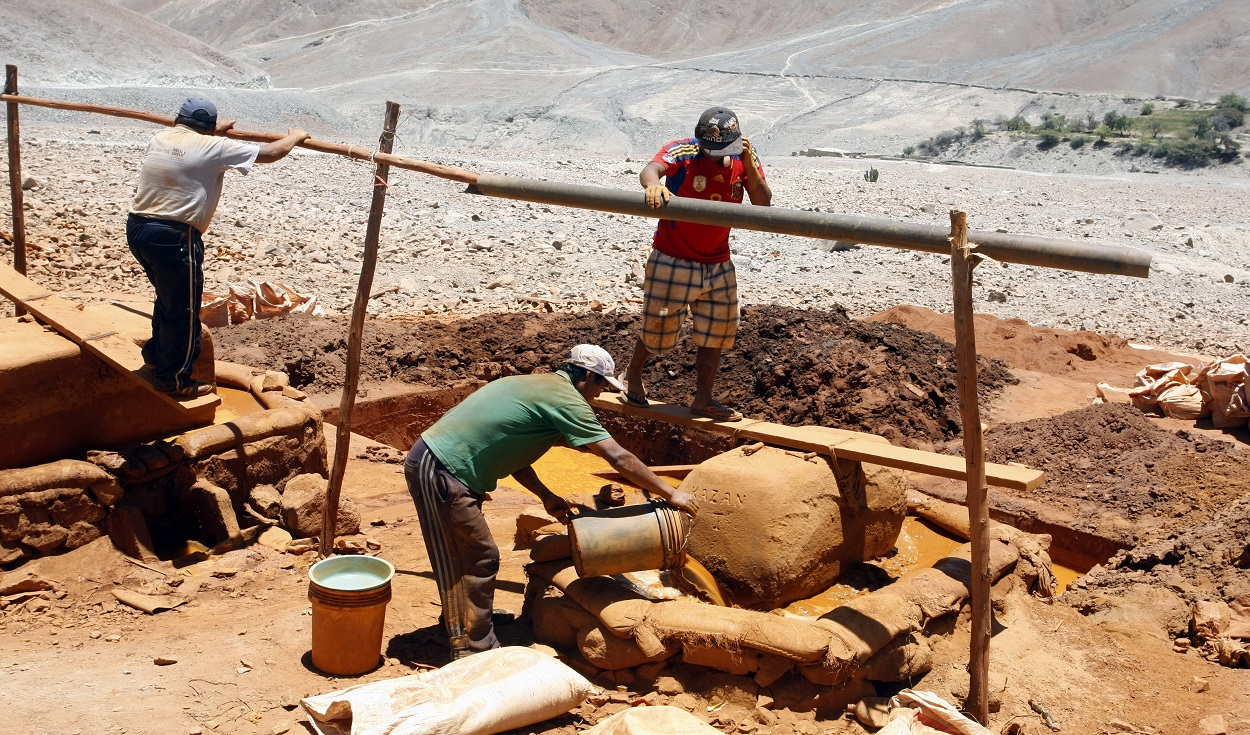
[1154,139,1212,167]
[1140,102,1155,116]
[1217,93,1248,112]
[1037,130,1062,149]
[1000,115,1031,132]
[1040,112,1068,131]
[971,119,988,140]
[1069,136,1088,149]
[1141,118,1164,138]
[1213,107,1245,129]
[902,145,916,157]
[1193,113,1214,139]
[1103,111,1132,133]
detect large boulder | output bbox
[682,445,906,609]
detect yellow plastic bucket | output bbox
[569,501,690,577]
[308,555,395,675]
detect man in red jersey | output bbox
[620,107,772,421]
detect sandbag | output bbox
[578,623,677,670]
[301,646,595,735]
[583,705,722,735]
[683,445,906,609]
[1201,355,1249,428]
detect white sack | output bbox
[301,646,594,735]
[583,705,723,735]
[879,690,993,735]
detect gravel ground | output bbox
[3,125,1248,354]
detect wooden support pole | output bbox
[950,209,990,724]
[0,92,477,185]
[320,101,401,557]
[4,65,28,316]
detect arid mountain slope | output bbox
[8,0,1250,154]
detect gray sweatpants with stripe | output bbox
[404,438,500,656]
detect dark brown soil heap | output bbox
[214,305,1016,448]
[984,403,1244,532]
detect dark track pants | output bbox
[126,213,205,391]
[404,438,501,657]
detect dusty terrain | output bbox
[4,299,1250,735]
[0,116,1249,732]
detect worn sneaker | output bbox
[159,380,214,398]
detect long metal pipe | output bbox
[471,174,1152,278]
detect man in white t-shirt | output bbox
[127,98,310,397]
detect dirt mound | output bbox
[868,305,1155,383]
[1070,493,1250,606]
[214,305,1017,448]
[985,402,1246,535]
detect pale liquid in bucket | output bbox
[317,571,388,592]
[528,447,1084,616]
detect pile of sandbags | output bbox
[1103,354,1250,427]
[200,280,324,327]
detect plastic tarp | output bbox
[300,646,595,735]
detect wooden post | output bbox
[4,65,28,316]
[320,101,401,557]
[950,209,990,724]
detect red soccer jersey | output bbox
[649,138,767,263]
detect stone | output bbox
[0,540,26,565]
[21,176,40,190]
[249,485,283,519]
[1199,714,1227,735]
[684,446,906,608]
[258,526,293,552]
[1193,600,1232,640]
[154,657,177,666]
[22,523,69,553]
[107,504,160,563]
[65,521,103,549]
[281,474,360,538]
[49,491,106,527]
[187,480,241,546]
[0,569,57,595]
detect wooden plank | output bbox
[590,464,698,481]
[0,265,219,414]
[836,440,1042,492]
[592,392,1044,491]
[591,392,756,433]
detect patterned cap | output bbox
[695,107,743,156]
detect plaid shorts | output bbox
[640,249,739,354]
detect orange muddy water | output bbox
[526,446,1084,614]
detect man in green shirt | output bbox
[405,344,699,659]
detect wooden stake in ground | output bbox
[950,209,991,724]
[320,101,401,557]
[4,65,28,315]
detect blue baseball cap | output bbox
[177,98,217,129]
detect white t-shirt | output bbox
[130,125,260,234]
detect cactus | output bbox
[864,166,879,183]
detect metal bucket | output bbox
[307,555,395,675]
[569,501,690,577]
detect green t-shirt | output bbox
[421,371,611,495]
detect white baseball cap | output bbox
[567,344,626,391]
